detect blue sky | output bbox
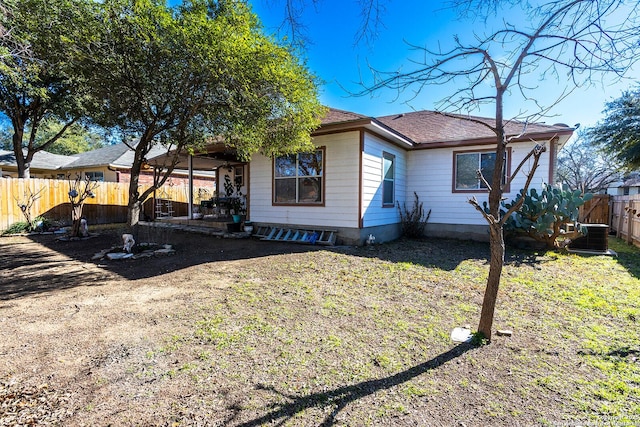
[250,0,640,129]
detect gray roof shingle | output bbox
[0,149,77,169]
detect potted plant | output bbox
[228,197,245,223]
[223,173,245,222]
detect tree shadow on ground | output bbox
[346,236,557,272]
[339,237,490,271]
[227,342,476,427]
[0,227,319,300]
[609,237,640,280]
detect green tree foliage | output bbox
[84,0,324,227]
[0,0,97,177]
[503,184,593,249]
[1,120,104,155]
[588,86,640,168]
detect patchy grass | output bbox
[0,233,638,425]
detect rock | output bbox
[106,252,134,260]
[154,248,175,255]
[497,329,513,337]
[451,327,472,343]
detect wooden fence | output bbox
[0,178,211,231]
[579,194,611,225]
[610,194,640,247]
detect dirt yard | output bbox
[1,226,638,426]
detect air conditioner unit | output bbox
[569,224,609,252]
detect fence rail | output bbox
[0,178,208,231]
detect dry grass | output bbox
[0,230,638,426]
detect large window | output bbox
[454,149,509,192]
[274,149,324,205]
[382,152,395,206]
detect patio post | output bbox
[188,154,194,219]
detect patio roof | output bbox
[146,142,242,171]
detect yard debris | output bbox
[92,242,176,261]
[451,327,472,342]
[0,376,72,426]
[497,329,513,337]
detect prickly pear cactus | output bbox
[504,184,593,249]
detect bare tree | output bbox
[14,186,45,231]
[66,174,98,238]
[267,0,386,46]
[557,132,622,193]
[362,0,640,339]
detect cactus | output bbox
[503,184,593,249]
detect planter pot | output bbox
[244,225,254,234]
[232,214,242,223]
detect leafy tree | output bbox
[84,0,324,228]
[362,0,640,339]
[588,86,640,168]
[0,0,98,177]
[557,132,622,193]
[0,120,104,155]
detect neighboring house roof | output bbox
[0,149,78,170]
[62,142,168,169]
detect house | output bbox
[607,172,640,196]
[0,143,216,189]
[151,108,574,245]
[0,149,77,178]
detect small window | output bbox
[273,149,324,205]
[623,186,630,196]
[382,152,395,206]
[85,171,104,182]
[453,149,509,192]
[234,165,244,186]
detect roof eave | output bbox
[413,128,574,150]
[314,118,414,148]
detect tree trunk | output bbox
[12,128,30,179]
[477,222,505,339]
[70,204,83,237]
[127,197,142,228]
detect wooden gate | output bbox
[579,194,610,224]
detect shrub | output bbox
[397,192,431,238]
[503,184,593,249]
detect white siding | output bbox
[407,141,552,226]
[361,132,407,227]
[248,131,361,228]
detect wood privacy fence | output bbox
[610,195,640,247]
[0,178,205,231]
[579,194,611,225]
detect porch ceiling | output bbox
[146,143,241,171]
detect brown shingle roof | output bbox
[375,110,572,145]
[319,108,573,146]
[320,107,368,125]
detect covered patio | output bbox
[145,142,249,233]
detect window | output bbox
[85,171,104,182]
[382,152,395,206]
[234,165,244,186]
[274,149,323,204]
[453,149,509,192]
